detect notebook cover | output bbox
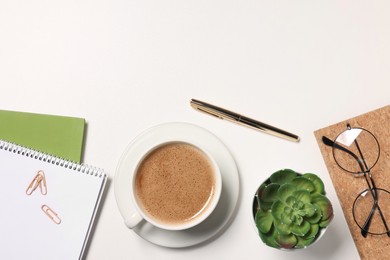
[314,105,390,260]
[0,110,85,162]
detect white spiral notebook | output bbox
[0,140,107,260]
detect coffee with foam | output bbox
[134,142,217,226]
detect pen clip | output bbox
[195,107,224,119]
[41,204,61,224]
[190,99,225,119]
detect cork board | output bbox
[314,105,390,260]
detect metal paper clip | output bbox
[26,170,47,195]
[37,170,47,195]
[41,204,61,224]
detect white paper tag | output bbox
[336,128,362,147]
[361,190,368,198]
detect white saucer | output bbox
[114,122,240,248]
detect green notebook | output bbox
[0,110,85,162]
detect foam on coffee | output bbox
[135,142,216,226]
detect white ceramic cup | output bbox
[124,140,222,231]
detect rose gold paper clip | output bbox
[26,170,47,195]
[37,170,47,195]
[41,205,61,224]
[26,173,41,195]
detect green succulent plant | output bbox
[255,169,334,249]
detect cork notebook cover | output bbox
[314,105,390,260]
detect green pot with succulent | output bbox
[253,169,334,250]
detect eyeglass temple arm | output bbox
[322,136,390,237]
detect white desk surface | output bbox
[1,1,390,259]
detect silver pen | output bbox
[190,99,300,142]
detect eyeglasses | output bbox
[322,124,390,237]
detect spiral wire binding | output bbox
[0,140,104,178]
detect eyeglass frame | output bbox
[322,124,390,237]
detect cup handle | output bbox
[124,212,144,229]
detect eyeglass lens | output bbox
[333,127,380,174]
[353,188,390,235]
